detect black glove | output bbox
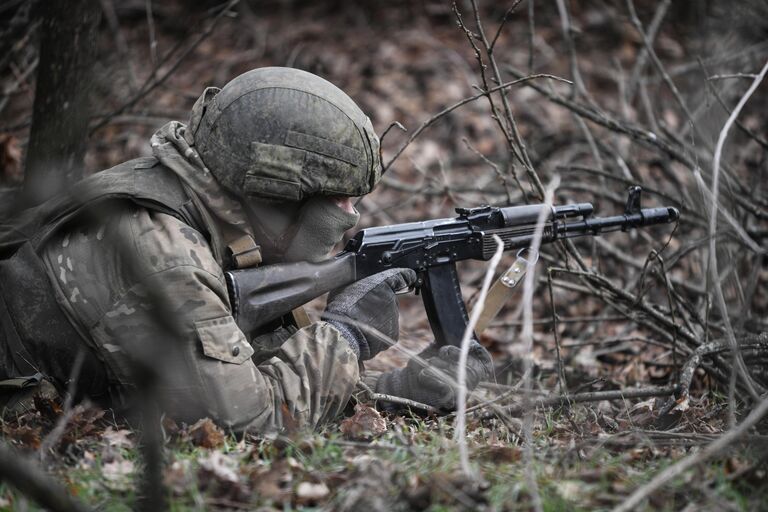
[375,340,493,412]
[322,268,417,360]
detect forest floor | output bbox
[1,1,767,510]
[1,389,766,511]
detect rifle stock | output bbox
[226,252,356,336]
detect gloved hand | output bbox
[322,268,417,360]
[375,340,493,412]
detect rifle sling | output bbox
[291,307,311,329]
[475,250,538,334]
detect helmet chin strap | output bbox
[242,200,302,263]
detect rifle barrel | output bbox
[560,206,679,236]
[481,206,678,258]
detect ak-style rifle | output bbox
[226,186,679,344]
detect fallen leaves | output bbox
[197,451,250,503]
[6,425,42,450]
[340,403,387,441]
[198,451,239,484]
[102,427,133,450]
[186,418,225,449]
[333,455,395,511]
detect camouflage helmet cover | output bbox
[192,67,381,201]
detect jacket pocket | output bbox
[195,316,254,364]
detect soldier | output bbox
[0,67,492,433]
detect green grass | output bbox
[1,408,766,511]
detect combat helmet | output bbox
[189,67,381,202]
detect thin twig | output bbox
[626,0,671,101]
[489,0,524,51]
[467,0,545,199]
[370,392,438,415]
[456,233,504,477]
[479,386,677,419]
[626,0,697,130]
[519,177,559,512]
[698,58,768,151]
[547,269,567,393]
[526,0,535,73]
[39,349,86,461]
[555,0,589,100]
[706,58,768,412]
[146,0,159,65]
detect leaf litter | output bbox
[0,1,767,510]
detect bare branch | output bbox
[706,58,768,410]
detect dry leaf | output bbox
[672,396,690,412]
[33,394,63,422]
[11,426,42,450]
[187,418,225,449]
[280,403,300,435]
[162,416,180,438]
[296,481,330,503]
[476,445,522,463]
[197,451,250,502]
[102,428,133,450]
[339,404,387,441]
[198,451,239,483]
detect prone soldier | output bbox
[0,67,493,432]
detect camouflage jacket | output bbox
[37,122,360,433]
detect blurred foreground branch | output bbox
[0,442,88,512]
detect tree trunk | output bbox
[23,0,100,206]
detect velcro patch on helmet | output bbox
[246,142,304,200]
[248,140,369,200]
[285,130,361,168]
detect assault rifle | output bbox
[226,186,679,344]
